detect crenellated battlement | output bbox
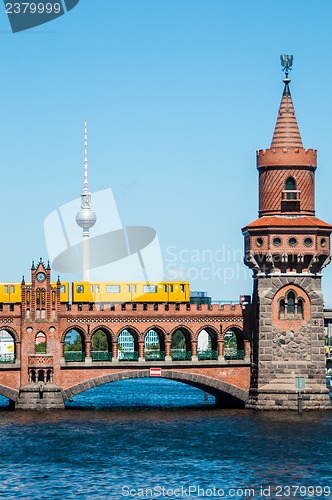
[0,303,21,315]
[257,147,317,168]
[60,300,246,317]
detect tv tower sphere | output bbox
[76,204,96,230]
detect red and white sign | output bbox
[150,367,161,377]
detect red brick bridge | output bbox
[0,263,251,409]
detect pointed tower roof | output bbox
[270,78,303,148]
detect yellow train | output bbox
[72,281,190,303]
[0,281,190,304]
[0,283,70,303]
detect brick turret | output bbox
[243,58,332,410]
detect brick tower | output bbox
[242,56,332,409]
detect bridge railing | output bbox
[171,350,192,361]
[0,353,15,363]
[64,351,86,362]
[145,351,166,361]
[118,351,139,361]
[224,349,245,360]
[91,351,112,362]
[198,350,218,361]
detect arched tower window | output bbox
[285,176,296,190]
[297,298,304,319]
[279,299,285,319]
[287,291,295,317]
[285,177,296,200]
[282,177,300,210]
[278,290,305,320]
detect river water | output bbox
[0,379,331,500]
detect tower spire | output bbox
[84,118,89,193]
[270,55,303,149]
[76,118,97,281]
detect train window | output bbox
[164,285,167,292]
[143,285,157,293]
[4,285,8,293]
[127,285,131,293]
[96,285,100,293]
[106,285,120,293]
[170,285,174,293]
[60,285,66,293]
[180,284,185,292]
[133,285,137,293]
[76,285,84,293]
[10,285,15,293]
[90,285,94,293]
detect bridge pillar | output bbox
[112,341,118,362]
[165,341,171,361]
[138,341,144,362]
[191,340,198,361]
[16,384,65,410]
[244,340,250,361]
[218,339,224,361]
[15,341,21,364]
[85,341,92,362]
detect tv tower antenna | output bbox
[76,119,96,281]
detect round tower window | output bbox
[273,237,282,246]
[321,238,327,248]
[304,237,313,247]
[288,237,297,247]
[256,237,263,247]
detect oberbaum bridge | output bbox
[1,57,331,411]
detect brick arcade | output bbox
[0,63,331,410]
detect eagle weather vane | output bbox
[280,54,293,78]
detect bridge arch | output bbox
[0,326,20,344]
[196,325,219,353]
[90,325,114,343]
[62,370,248,408]
[195,325,220,342]
[0,328,18,362]
[170,325,193,352]
[61,325,87,344]
[115,325,141,341]
[0,384,19,403]
[143,325,167,339]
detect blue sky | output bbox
[1,0,332,304]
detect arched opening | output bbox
[0,329,16,363]
[287,291,295,318]
[35,332,46,354]
[197,327,218,360]
[279,299,285,319]
[224,328,245,360]
[46,369,53,383]
[30,369,36,384]
[297,298,304,319]
[285,176,297,199]
[144,328,165,361]
[91,329,112,361]
[38,369,45,382]
[171,327,192,361]
[64,328,85,362]
[118,328,139,361]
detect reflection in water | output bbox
[0,379,331,500]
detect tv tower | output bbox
[76,119,96,281]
